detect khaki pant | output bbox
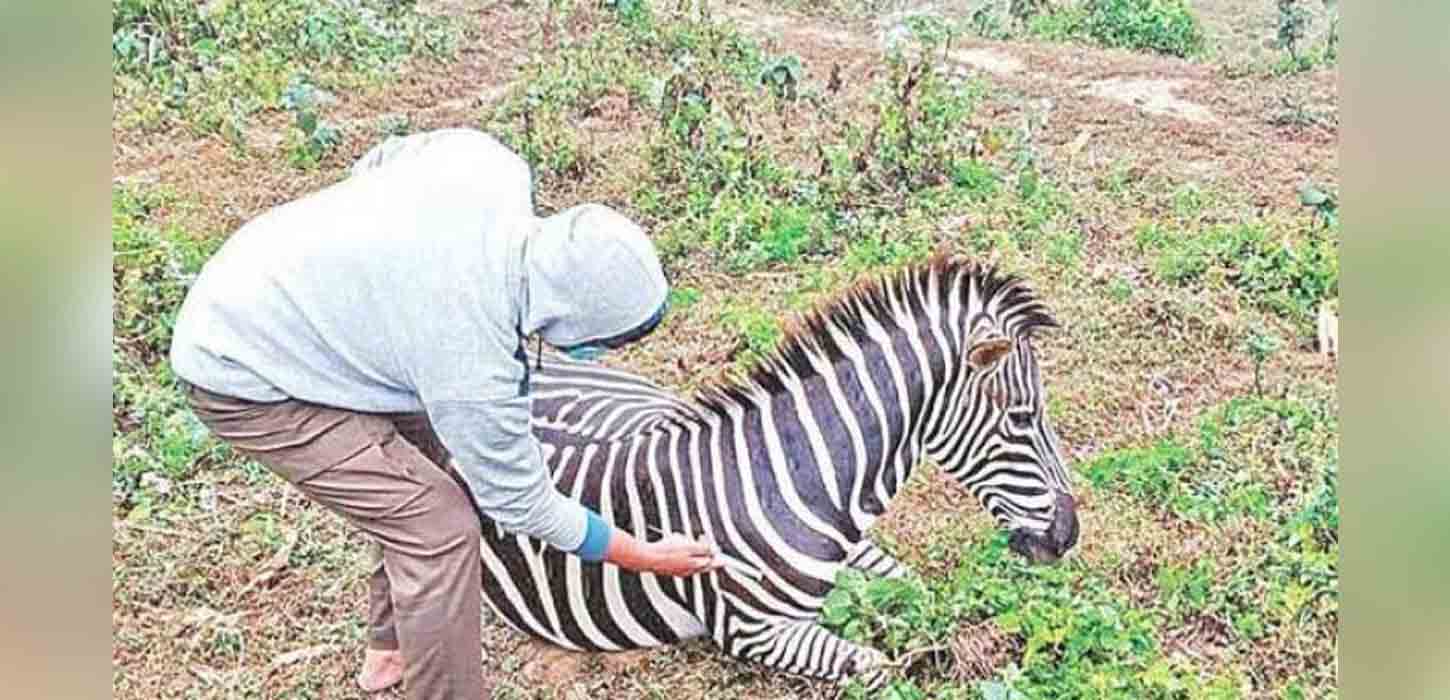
[185,384,487,700]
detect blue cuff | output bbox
[573,510,612,562]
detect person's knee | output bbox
[426,490,482,555]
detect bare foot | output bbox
[357,648,404,693]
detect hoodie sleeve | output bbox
[407,276,590,554]
[426,395,590,553]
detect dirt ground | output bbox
[112,1,1338,698]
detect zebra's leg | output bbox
[721,618,889,689]
[845,538,911,579]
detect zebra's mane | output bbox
[694,255,1057,415]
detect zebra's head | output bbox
[926,267,1078,564]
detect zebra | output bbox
[476,256,1079,687]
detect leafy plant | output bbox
[969,3,1012,40]
[950,159,1000,200]
[721,303,783,370]
[822,536,1225,696]
[1245,324,1283,396]
[839,23,984,200]
[1137,218,1338,326]
[112,186,231,504]
[112,0,457,134]
[1298,181,1339,228]
[1275,0,1311,66]
[1107,276,1134,301]
[112,187,217,361]
[282,75,342,168]
[1082,440,1193,506]
[1045,230,1083,268]
[1078,0,1206,57]
[1006,0,1052,26]
[758,54,804,102]
[1087,392,1337,528]
[842,228,935,274]
[375,113,412,138]
[667,286,703,312]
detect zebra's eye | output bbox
[1007,408,1034,432]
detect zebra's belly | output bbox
[477,525,854,652]
[478,527,709,651]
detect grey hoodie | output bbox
[169,129,668,552]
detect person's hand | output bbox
[602,526,724,577]
[644,533,723,578]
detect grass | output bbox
[112,0,1339,697]
[824,536,1250,698]
[112,186,262,514]
[491,4,990,273]
[1135,216,1338,329]
[962,0,1208,58]
[1082,392,1337,525]
[112,0,457,136]
[720,302,784,371]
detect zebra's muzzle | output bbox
[1007,491,1079,564]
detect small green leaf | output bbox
[978,680,1026,700]
[1298,184,1329,207]
[296,110,318,136]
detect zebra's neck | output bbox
[699,276,961,543]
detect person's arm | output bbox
[426,397,719,575]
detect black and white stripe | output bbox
[475,258,1072,685]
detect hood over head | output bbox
[523,204,668,348]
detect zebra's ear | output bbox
[967,333,1012,370]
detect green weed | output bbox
[758,54,805,102]
[282,75,343,169]
[1136,219,1338,327]
[112,186,230,505]
[1322,0,1340,64]
[497,3,994,274]
[1244,324,1283,396]
[1274,0,1311,67]
[852,44,984,196]
[1006,0,1207,58]
[1085,393,1337,527]
[1297,182,1338,228]
[1107,277,1135,302]
[825,537,1225,697]
[843,229,935,275]
[667,286,703,312]
[1045,230,1083,269]
[720,303,783,370]
[1082,440,1193,509]
[1078,0,1206,57]
[1079,392,1338,672]
[113,358,228,508]
[112,0,457,134]
[950,160,1000,201]
[1009,0,1053,26]
[1261,0,1340,75]
[112,187,218,362]
[375,113,413,138]
[1155,559,1217,618]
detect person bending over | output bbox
[170,128,718,699]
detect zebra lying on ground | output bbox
[478,256,1080,687]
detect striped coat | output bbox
[477,258,1079,685]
